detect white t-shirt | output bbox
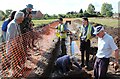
[96,33,118,58]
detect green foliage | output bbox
[79,9,83,13]
[0,9,13,20]
[43,14,50,19]
[106,11,113,17]
[58,14,66,18]
[101,3,113,16]
[83,10,90,17]
[87,4,95,14]
[5,9,13,17]
[0,10,5,20]
[77,13,83,18]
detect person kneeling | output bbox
[55,55,82,75]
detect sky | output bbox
[0,0,119,15]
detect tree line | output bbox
[43,3,114,19]
[0,3,114,20]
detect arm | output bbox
[73,62,82,70]
[114,49,119,64]
[62,61,67,73]
[109,37,119,64]
[2,20,9,32]
[91,26,96,37]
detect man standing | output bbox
[57,18,67,56]
[20,4,34,34]
[80,17,95,69]
[1,11,16,42]
[93,25,119,79]
[6,11,24,76]
[20,4,34,56]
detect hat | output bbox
[93,25,104,35]
[26,4,33,9]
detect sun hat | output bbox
[26,4,33,9]
[93,25,104,35]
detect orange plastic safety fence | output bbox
[0,21,60,78]
[0,30,42,77]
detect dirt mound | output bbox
[51,70,92,79]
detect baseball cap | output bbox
[93,25,104,35]
[26,4,33,9]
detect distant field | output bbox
[79,18,119,28]
[32,19,56,27]
[0,18,119,28]
[0,19,56,27]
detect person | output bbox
[93,25,119,79]
[56,18,68,56]
[1,11,16,42]
[55,55,82,75]
[20,4,34,34]
[6,11,24,76]
[80,17,95,69]
[20,4,34,57]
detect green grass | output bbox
[32,19,56,27]
[0,18,119,28]
[79,18,119,28]
[0,21,3,27]
[0,19,56,27]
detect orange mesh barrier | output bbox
[0,21,60,78]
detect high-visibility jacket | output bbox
[80,24,92,41]
[56,24,67,38]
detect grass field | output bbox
[0,18,119,28]
[79,18,119,28]
[32,19,56,27]
[0,19,56,27]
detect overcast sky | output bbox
[0,0,119,15]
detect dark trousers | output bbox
[94,57,110,79]
[80,40,90,66]
[61,38,67,56]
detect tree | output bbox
[5,9,13,17]
[101,3,113,16]
[43,14,50,19]
[83,10,90,17]
[79,9,83,13]
[87,4,95,14]
[0,10,6,20]
[106,11,113,17]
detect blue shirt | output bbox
[56,55,81,73]
[56,55,71,73]
[96,33,118,58]
[2,19,10,32]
